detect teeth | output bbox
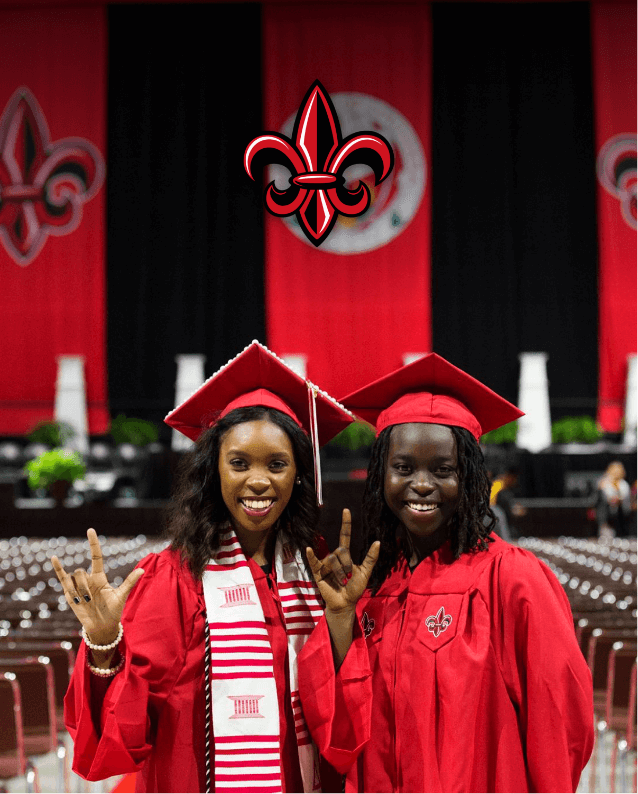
[407,502,437,512]
[241,499,274,509]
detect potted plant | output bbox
[551,416,603,445]
[481,420,519,446]
[109,414,159,447]
[324,421,376,458]
[27,420,76,448]
[24,448,86,506]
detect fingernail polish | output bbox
[83,595,91,602]
[73,597,81,604]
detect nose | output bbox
[410,471,436,496]
[246,470,271,494]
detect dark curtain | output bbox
[431,2,598,420]
[107,3,264,437]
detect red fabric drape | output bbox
[591,1,637,433]
[263,3,431,398]
[0,6,108,435]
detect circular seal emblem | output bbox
[269,93,426,254]
[596,133,637,230]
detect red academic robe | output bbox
[65,547,339,793]
[299,534,594,793]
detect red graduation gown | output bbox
[299,534,594,793]
[65,548,339,793]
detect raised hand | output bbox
[306,508,380,615]
[51,527,144,647]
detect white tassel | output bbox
[307,385,323,506]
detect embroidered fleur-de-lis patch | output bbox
[425,606,452,637]
[361,611,375,638]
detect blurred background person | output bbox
[596,461,632,538]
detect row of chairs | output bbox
[0,535,167,633]
[0,535,159,792]
[0,533,635,791]
[0,637,80,792]
[519,536,637,793]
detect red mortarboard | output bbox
[164,341,354,503]
[340,353,523,440]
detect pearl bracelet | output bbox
[81,621,124,651]
[86,654,124,678]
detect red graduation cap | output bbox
[164,340,354,504]
[340,353,523,440]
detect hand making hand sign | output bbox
[306,509,380,666]
[51,528,144,669]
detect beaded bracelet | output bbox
[86,654,125,678]
[81,622,123,651]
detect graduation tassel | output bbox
[307,384,323,506]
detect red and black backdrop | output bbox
[0,0,635,438]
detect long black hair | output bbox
[166,406,319,579]
[362,424,495,592]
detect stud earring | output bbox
[295,477,301,485]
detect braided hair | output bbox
[166,406,319,580]
[362,424,495,592]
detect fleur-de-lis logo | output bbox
[361,611,375,638]
[244,80,394,247]
[425,606,452,638]
[0,86,105,266]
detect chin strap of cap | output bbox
[307,383,323,506]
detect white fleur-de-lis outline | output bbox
[425,606,453,638]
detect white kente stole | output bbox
[203,529,323,794]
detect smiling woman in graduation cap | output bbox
[299,353,594,794]
[54,341,354,793]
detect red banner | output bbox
[263,3,431,398]
[0,7,108,435]
[591,1,637,432]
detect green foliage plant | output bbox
[110,414,159,446]
[551,416,602,444]
[326,422,376,451]
[25,448,86,491]
[481,421,518,445]
[27,420,76,447]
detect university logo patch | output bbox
[425,606,452,638]
[361,611,375,638]
[0,86,105,266]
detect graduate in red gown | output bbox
[53,341,354,793]
[300,353,594,793]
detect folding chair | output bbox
[606,642,637,793]
[0,641,76,726]
[587,627,637,792]
[629,660,637,794]
[0,657,67,792]
[0,672,40,793]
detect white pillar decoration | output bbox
[281,354,307,379]
[172,354,206,451]
[402,353,427,366]
[623,354,637,447]
[516,352,552,453]
[54,356,88,454]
